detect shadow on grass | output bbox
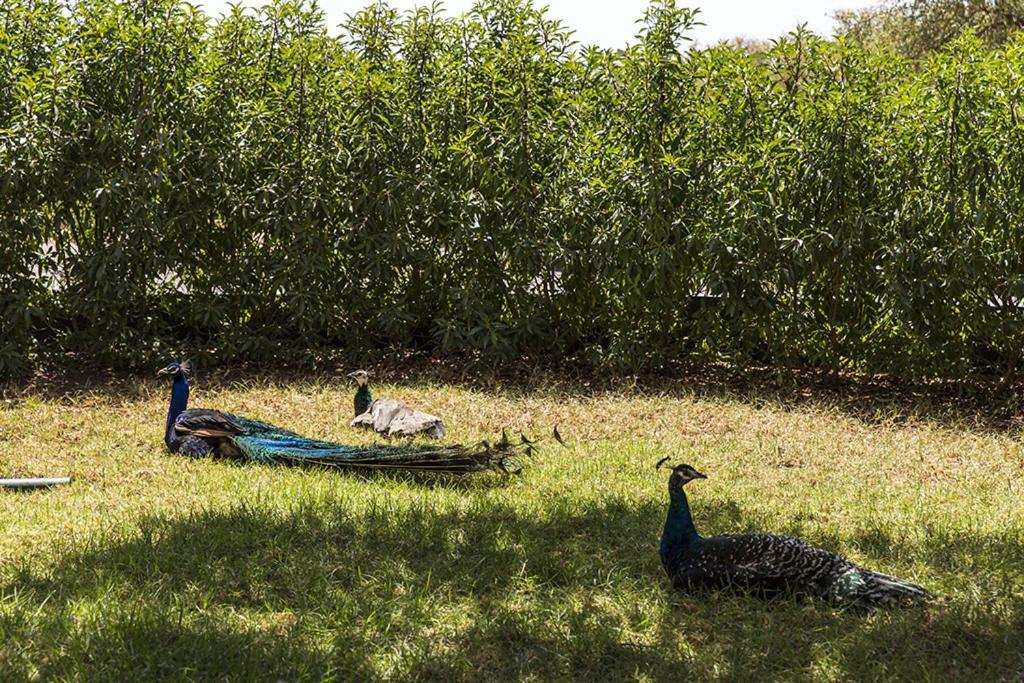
[223,458,528,492]
[3,496,1023,680]
[5,354,1024,436]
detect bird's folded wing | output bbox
[368,399,412,432]
[175,409,248,437]
[351,412,375,427]
[387,411,444,436]
[704,533,827,579]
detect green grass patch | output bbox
[1,378,1022,680]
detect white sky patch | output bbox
[196,0,881,46]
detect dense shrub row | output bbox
[1,0,1023,379]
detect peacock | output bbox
[656,459,934,609]
[158,361,530,474]
[346,370,446,439]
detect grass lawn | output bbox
[1,372,1022,681]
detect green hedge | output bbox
[1,0,1023,378]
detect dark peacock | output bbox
[656,459,934,609]
[158,361,529,474]
[346,370,446,439]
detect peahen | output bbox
[656,459,934,610]
[346,370,446,439]
[158,362,529,474]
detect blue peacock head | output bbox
[656,458,707,490]
[157,360,192,380]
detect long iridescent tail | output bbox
[230,417,535,474]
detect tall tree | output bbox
[835,0,1024,57]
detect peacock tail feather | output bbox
[224,416,531,474]
[831,568,934,607]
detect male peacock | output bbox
[346,370,446,439]
[656,459,934,609]
[158,362,528,473]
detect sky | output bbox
[196,0,880,47]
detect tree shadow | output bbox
[216,457,527,491]
[4,495,1022,680]
[5,355,1024,436]
[0,607,341,682]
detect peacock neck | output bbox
[354,384,372,416]
[165,375,190,447]
[661,484,701,569]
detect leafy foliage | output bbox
[1,0,1023,378]
[835,0,1024,58]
